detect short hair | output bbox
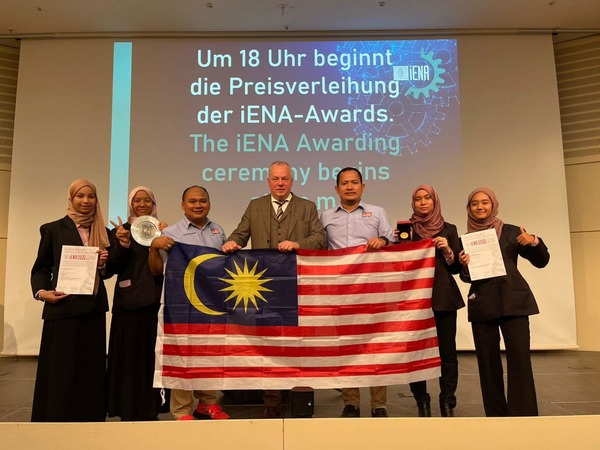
[269,161,293,180]
[181,185,210,202]
[336,167,363,185]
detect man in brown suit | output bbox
[222,160,326,417]
[223,160,325,253]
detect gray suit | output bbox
[227,193,326,250]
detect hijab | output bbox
[466,187,504,239]
[127,186,158,224]
[410,185,444,239]
[66,179,109,250]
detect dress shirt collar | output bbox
[181,215,211,231]
[335,200,365,214]
[271,194,293,204]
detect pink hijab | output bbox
[466,187,504,239]
[410,185,445,239]
[128,186,158,224]
[66,179,109,250]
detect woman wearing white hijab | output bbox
[106,186,167,421]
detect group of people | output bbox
[30,160,549,422]
[31,181,166,422]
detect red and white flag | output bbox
[154,239,440,390]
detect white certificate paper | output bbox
[460,229,507,281]
[56,245,99,295]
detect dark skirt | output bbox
[32,310,107,422]
[107,303,162,421]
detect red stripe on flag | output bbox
[163,317,436,337]
[297,257,435,275]
[297,298,431,316]
[298,277,434,296]
[163,337,439,358]
[296,240,434,257]
[162,357,442,379]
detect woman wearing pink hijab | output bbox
[30,179,110,421]
[458,187,550,417]
[106,186,167,421]
[407,185,464,417]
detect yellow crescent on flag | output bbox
[183,253,226,316]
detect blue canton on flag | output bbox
[164,243,298,327]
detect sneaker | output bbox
[371,408,389,417]
[177,414,195,421]
[193,403,230,420]
[341,404,360,417]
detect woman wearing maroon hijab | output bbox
[458,188,550,417]
[407,185,464,417]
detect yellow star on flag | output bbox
[219,259,273,312]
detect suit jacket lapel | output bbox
[285,194,299,233]
[261,195,272,232]
[60,216,85,246]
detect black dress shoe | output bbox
[341,404,360,417]
[440,402,455,417]
[263,406,281,418]
[371,408,389,417]
[417,401,431,417]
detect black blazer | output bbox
[413,222,465,312]
[106,222,163,313]
[461,224,550,323]
[31,216,110,320]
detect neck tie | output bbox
[275,200,288,220]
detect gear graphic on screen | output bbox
[350,89,445,155]
[335,40,458,155]
[405,49,446,100]
[424,47,459,107]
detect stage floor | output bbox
[1,351,599,421]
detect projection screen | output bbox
[3,34,576,355]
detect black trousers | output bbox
[471,316,538,417]
[410,310,458,407]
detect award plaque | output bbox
[396,221,412,242]
[131,215,161,246]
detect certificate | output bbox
[56,245,99,295]
[460,229,506,281]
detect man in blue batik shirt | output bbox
[320,167,394,418]
[149,185,229,421]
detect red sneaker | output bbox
[177,414,195,421]
[193,403,230,420]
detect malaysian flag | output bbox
[154,240,440,390]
